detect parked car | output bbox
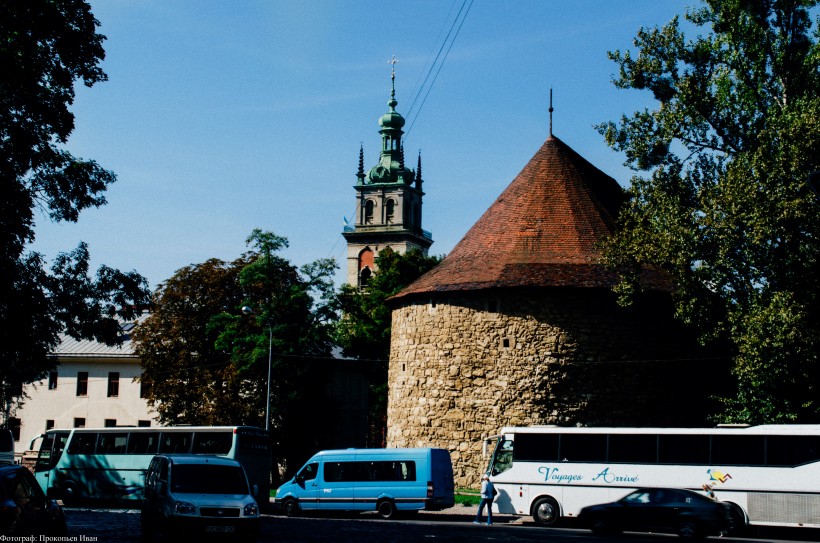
[141,454,260,540]
[578,487,734,538]
[0,464,66,536]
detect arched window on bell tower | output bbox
[386,199,395,224]
[364,200,375,225]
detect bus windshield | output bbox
[489,438,513,476]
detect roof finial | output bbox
[388,54,398,105]
[549,87,554,136]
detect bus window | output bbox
[191,432,232,454]
[712,435,764,465]
[608,434,658,464]
[237,429,270,454]
[559,434,606,463]
[67,433,98,455]
[767,435,820,466]
[127,432,160,455]
[97,433,129,454]
[658,434,710,464]
[159,432,192,453]
[513,434,558,462]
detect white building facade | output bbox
[14,322,156,457]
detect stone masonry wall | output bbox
[386,288,723,488]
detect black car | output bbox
[578,487,734,538]
[0,464,67,537]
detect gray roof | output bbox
[50,320,142,359]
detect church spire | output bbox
[356,144,365,184]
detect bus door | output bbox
[293,461,320,510]
[32,431,69,497]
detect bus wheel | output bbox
[531,496,560,526]
[281,498,299,517]
[377,499,397,520]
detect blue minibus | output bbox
[274,448,455,519]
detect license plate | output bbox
[206,526,235,533]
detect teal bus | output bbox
[31,426,270,505]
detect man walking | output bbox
[473,474,495,525]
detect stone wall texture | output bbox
[386,288,726,488]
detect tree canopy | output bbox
[1,0,149,405]
[599,0,820,422]
[134,230,337,428]
[334,247,442,361]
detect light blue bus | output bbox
[274,448,455,519]
[31,426,270,505]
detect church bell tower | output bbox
[342,58,433,287]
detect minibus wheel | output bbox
[282,498,300,517]
[377,499,396,519]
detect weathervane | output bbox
[549,87,554,136]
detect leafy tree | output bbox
[135,230,338,476]
[334,248,441,444]
[599,0,820,423]
[1,0,149,403]
[132,257,253,425]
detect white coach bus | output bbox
[484,425,820,529]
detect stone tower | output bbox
[342,64,432,287]
[386,133,720,487]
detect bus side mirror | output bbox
[158,481,167,495]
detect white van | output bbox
[275,448,455,519]
[141,454,260,540]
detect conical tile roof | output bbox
[392,135,669,301]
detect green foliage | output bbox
[600,0,820,422]
[134,230,338,431]
[334,248,442,361]
[0,0,149,396]
[333,248,441,445]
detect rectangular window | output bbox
[766,435,820,466]
[76,372,88,396]
[158,432,192,454]
[127,432,159,455]
[107,372,120,397]
[559,434,607,463]
[514,433,560,462]
[48,371,58,390]
[608,434,659,464]
[712,435,765,466]
[67,432,97,454]
[97,432,128,454]
[139,378,151,399]
[138,420,151,428]
[658,435,710,465]
[324,461,416,482]
[104,419,117,427]
[192,432,233,454]
[45,420,55,431]
[73,417,86,428]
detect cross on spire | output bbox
[389,54,398,81]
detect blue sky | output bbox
[32,0,694,290]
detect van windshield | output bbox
[171,465,249,495]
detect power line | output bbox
[405,0,474,140]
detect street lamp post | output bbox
[242,306,272,432]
